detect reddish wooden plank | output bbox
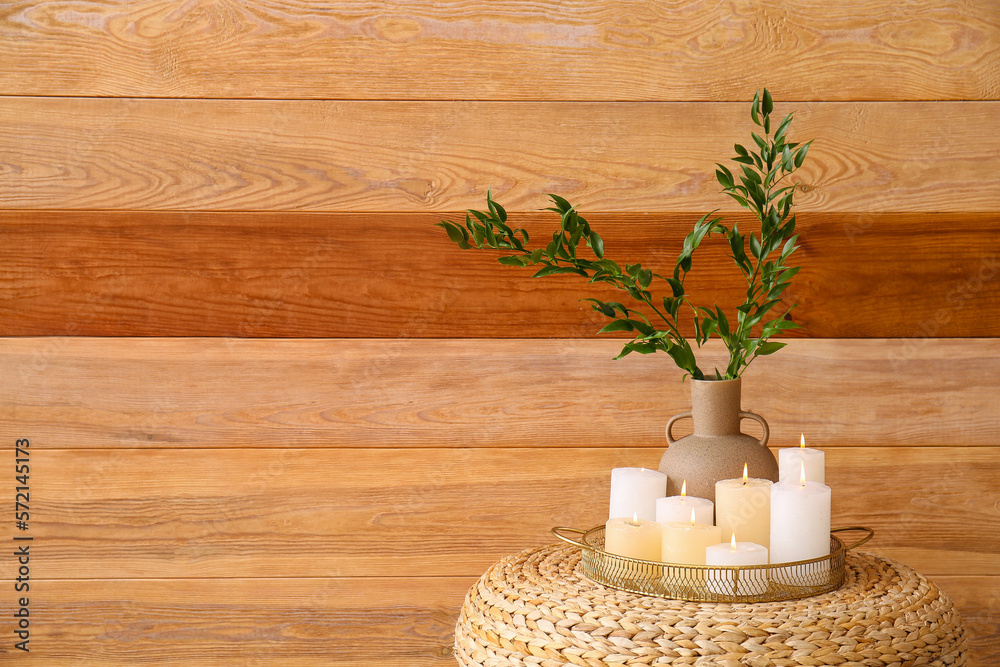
[1,211,997,338]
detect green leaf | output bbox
[666,341,699,373]
[751,90,761,125]
[626,318,654,335]
[487,197,507,223]
[716,168,734,189]
[715,306,731,337]
[583,298,616,317]
[626,340,661,355]
[777,266,801,283]
[598,320,635,333]
[532,265,586,278]
[749,232,761,259]
[547,193,573,213]
[755,341,786,356]
[762,88,773,115]
[782,233,799,258]
[665,277,684,297]
[497,255,526,267]
[589,231,605,259]
[437,221,471,249]
[740,164,762,186]
[794,141,811,168]
[775,113,793,141]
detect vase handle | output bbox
[739,411,770,448]
[665,411,692,445]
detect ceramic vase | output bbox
[657,377,777,505]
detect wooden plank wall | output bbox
[1,1,998,664]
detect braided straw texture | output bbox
[455,544,966,667]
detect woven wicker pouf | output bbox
[455,543,967,666]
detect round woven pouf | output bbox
[455,544,967,666]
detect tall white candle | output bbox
[605,514,661,561]
[779,433,825,483]
[705,534,769,596]
[770,463,832,564]
[715,464,772,552]
[655,480,714,526]
[609,467,667,521]
[661,509,722,565]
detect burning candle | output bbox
[655,480,714,526]
[705,533,769,596]
[609,467,667,521]
[770,462,832,564]
[661,508,722,565]
[715,464,772,553]
[605,512,661,561]
[779,434,825,483]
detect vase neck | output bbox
[689,378,742,436]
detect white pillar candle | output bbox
[705,534,769,596]
[779,433,825,483]
[661,509,722,565]
[609,467,667,521]
[605,514,662,561]
[655,480,714,526]
[715,464,772,553]
[770,463,832,564]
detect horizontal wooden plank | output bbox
[1,99,998,212]
[2,338,997,450]
[0,446,997,579]
[1,211,997,338]
[0,577,468,664]
[0,575,993,665]
[0,1,996,101]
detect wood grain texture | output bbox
[2,338,997,451]
[0,0,997,101]
[0,577,467,664]
[0,446,997,579]
[0,575,993,665]
[2,99,998,212]
[1,211,997,338]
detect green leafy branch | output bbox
[436,89,811,380]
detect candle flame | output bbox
[681,480,687,497]
[730,533,737,550]
[632,511,639,526]
[690,508,696,527]
[800,461,807,486]
[742,463,748,485]
[801,433,806,448]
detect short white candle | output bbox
[609,467,667,521]
[661,509,722,565]
[655,480,714,526]
[770,463,832,564]
[779,433,825,483]
[715,464,772,553]
[705,533,769,596]
[605,513,662,561]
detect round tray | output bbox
[552,525,873,603]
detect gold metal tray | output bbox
[552,525,873,603]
